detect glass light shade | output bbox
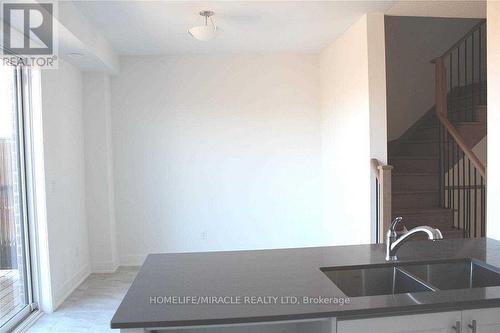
[188,25,217,41]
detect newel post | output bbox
[435,57,448,118]
[378,165,393,243]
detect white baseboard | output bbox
[92,261,119,273]
[52,263,91,310]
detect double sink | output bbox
[321,258,500,297]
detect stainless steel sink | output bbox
[321,259,500,297]
[321,264,435,297]
[400,258,500,290]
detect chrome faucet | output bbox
[386,217,443,261]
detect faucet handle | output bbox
[389,217,403,232]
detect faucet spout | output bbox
[385,217,443,261]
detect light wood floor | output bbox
[0,268,26,328]
[28,267,138,333]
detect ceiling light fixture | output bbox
[188,10,218,41]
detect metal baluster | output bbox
[479,25,482,105]
[375,178,379,243]
[439,124,443,206]
[450,53,453,121]
[484,181,487,237]
[446,127,452,209]
[480,176,485,237]
[484,23,488,104]
[453,140,457,230]
[472,30,475,121]
[462,38,469,121]
[467,158,470,237]
[462,149,466,236]
[474,168,477,237]
[456,139,461,232]
[457,45,460,124]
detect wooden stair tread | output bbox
[393,207,452,214]
[393,190,438,195]
[455,121,483,126]
[390,156,438,160]
[441,228,465,237]
[393,172,439,176]
[397,140,440,144]
[416,125,439,130]
[417,120,483,128]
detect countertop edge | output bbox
[110,298,500,329]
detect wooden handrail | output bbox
[371,158,393,181]
[371,158,381,180]
[436,113,486,178]
[434,58,486,179]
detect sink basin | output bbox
[321,264,434,297]
[322,259,500,297]
[400,258,500,290]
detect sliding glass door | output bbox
[0,65,35,331]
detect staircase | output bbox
[387,19,487,239]
[389,97,486,238]
[371,20,488,241]
[389,110,460,238]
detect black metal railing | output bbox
[435,20,487,238]
[444,20,487,124]
[438,125,486,237]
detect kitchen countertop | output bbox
[111,238,500,329]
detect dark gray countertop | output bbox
[111,238,500,329]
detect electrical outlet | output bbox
[201,230,208,241]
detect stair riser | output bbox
[393,174,439,191]
[392,212,453,230]
[390,143,439,157]
[477,107,487,123]
[448,93,486,107]
[390,159,439,174]
[408,229,463,240]
[393,192,439,209]
[409,127,439,141]
[420,116,438,128]
[442,230,465,239]
[448,107,486,123]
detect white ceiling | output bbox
[71,1,397,55]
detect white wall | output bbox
[385,16,481,141]
[367,14,389,241]
[41,59,90,307]
[83,73,118,272]
[111,54,323,265]
[57,2,120,73]
[368,14,389,165]
[487,0,500,240]
[320,14,387,245]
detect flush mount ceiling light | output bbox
[188,10,218,41]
